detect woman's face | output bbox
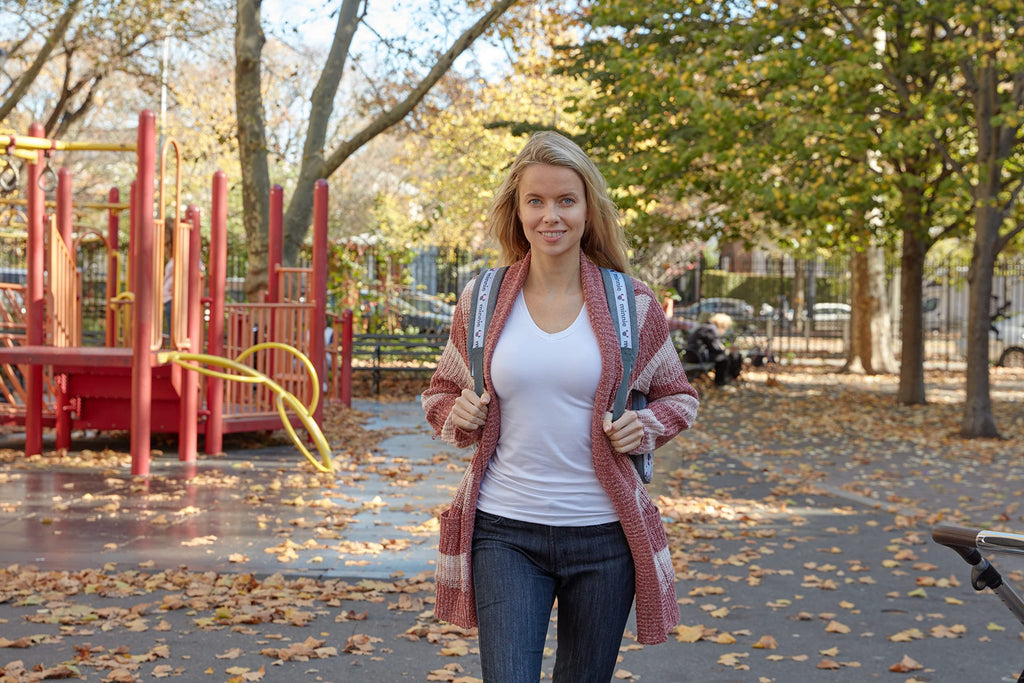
[517,163,587,264]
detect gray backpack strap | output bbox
[601,268,637,420]
[467,266,507,396]
[603,268,654,483]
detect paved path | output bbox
[1,382,1023,682]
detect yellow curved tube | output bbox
[157,343,332,473]
[235,342,320,415]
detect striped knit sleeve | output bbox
[421,280,483,449]
[631,284,700,453]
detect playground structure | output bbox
[0,110,338,475]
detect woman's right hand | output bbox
[451,388,490,431]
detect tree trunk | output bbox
[960,56,1004,438]
[896,217,929,405]
[280,0,362,266]
[962,207,999,437]
[845,243,897,375]
[234,0,271,300]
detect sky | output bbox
[263,1,453,52]
[263,0,391,49]
[260,0,505,74]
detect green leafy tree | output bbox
[953,7,1024,437]
[560,2,903,376]
[561,1,1023,435]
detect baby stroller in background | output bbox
[736,324,775,368]
[933,524,1024,682]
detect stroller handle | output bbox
[932,524,981,563]
[932,523,1024,657]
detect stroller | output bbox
[933,524,1024,682]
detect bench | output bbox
[682,361,715,380]
[351,333,448,396]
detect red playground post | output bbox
[130,111,157,476]
[25,122,46,456]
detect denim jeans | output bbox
[472,510,636,683]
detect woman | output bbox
[422,131,699,682]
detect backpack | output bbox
[467,266,654,483]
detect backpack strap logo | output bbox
[601,268,638,421]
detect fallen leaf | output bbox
[889,654,923,672]
[825,620,850,634]
[675,625,704,643]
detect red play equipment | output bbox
[0,110,334,475]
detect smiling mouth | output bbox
[539,231,564,238]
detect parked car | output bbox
[958,312,1024,367]
[812,302,851,320]
[0,267,27,285]
[394,290,455,334]
[357,288,455,334]
[759,303,794,322]
[675,297,755,321]
[807,302,851,326]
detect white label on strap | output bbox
[471,268,499,351]
[608,270,633,350]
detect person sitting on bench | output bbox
[683,312,743,385]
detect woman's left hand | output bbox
[603,410,643,454]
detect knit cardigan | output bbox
[422,252,700,645]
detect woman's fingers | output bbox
[453,389,490,431]
[603,410,643,453]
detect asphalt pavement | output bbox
[2,379,1024,683]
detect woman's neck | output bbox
[525,251,582,296]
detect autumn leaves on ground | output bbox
[1,364,1023,682]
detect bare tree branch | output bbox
[320,0,519,178]
[0,0,83,123]
[278,0,520,264]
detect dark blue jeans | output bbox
[472,510,636,682]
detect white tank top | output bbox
[476,292,618,526]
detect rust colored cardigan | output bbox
[422,252,700,644]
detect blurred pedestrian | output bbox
[162,217,175,334]
[683,312,743,385]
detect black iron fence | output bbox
[403,245,494,299]
[3,225,1022,367]
[686,254,1024,366]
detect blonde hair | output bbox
[487,131,630,272]
[710,313,733,333]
